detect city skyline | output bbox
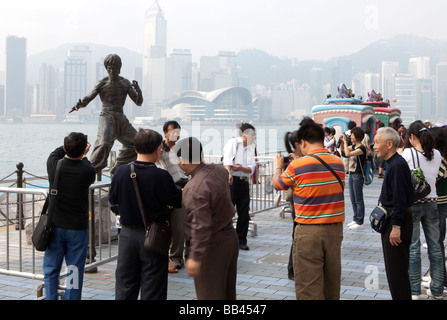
[1,0,447,71]
[2,1,447,124]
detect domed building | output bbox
[163,87,258,122]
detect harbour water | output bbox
[0,121,298,180]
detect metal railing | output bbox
[0,156,285,299]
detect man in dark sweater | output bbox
[374,127,414,300]
[109,129,182,300]
[43,132,96,300]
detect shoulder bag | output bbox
[410,148,431,202]
[32,159,62,251]
[130,163,171,255]
[370,203,392,233]
[308,154,344,191]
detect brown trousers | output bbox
[293,223,343,300]
[194,226,239,300]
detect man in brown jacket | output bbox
[176,137,239,300]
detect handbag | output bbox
[32,159,62,251]
[410,148,431,202]
[370,204,391,233]
[130,163,171,255]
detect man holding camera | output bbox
[273,117,345,300]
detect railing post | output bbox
[15,163,25,230]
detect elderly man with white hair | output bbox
[373,127,414,300]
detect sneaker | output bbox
[349,223,362,230]
[427,289,443,300]
[347,221,357,227]
[422,281,430,289]
[412,294,422,300]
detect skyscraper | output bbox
[382,61,399,100]
[38,64,57,114]
[436,62,447,120]
[4,36,27,117]
[143,0,167,106]
[64,56,87,113]
[395,74,416,124]
[408,57,430,80]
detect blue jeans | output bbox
[348,173,365,225]
[409,202,444,296]
[43,227,88,300]
[438,203,447,286]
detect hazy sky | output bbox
[0,0,446,70]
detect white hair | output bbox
[376,127,400,147]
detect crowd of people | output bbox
[41,115,447,301]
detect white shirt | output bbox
[401,147,442,199]
[223,137,256,177]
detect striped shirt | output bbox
[276,148,345,224]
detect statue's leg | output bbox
[111,115,137,174]
[90,113,117,177]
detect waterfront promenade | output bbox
[0,175,436,301]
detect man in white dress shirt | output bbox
[223,123,256,250]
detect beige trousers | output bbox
[293,223,343,300]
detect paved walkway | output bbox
[0,175,439,300]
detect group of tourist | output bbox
[321,119,447,300]
[42,120,259,301]
[40,54,447,301]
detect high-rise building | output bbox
[64,56,87,113]
[38,64,58,114]
[409,57,430,80]
[143,0,167,106]
[199,51,238,91]
[382,61,399,100]
[436,62,447,120]
[416,78,434,121]
[69,46,93,91]
[332,59,352,96]
[4,36,27,117]
[165,49,192,99]
[395,74,416,125]
[310,67,324,105]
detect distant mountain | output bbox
[27,43,142,84]
[236,34,447,87]
[347,34,447,74]
[27,35,447,89]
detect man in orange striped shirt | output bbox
[273,117,345,300]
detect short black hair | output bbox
[297,117,324,144]
[347,121,357,130]
[133,129,162,154]
[163,120,181,133]
[239,123,255,136]
[351,127,365,142]
[64,132,88,158]
[175,137,203,164]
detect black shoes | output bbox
[239,243,249,250]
